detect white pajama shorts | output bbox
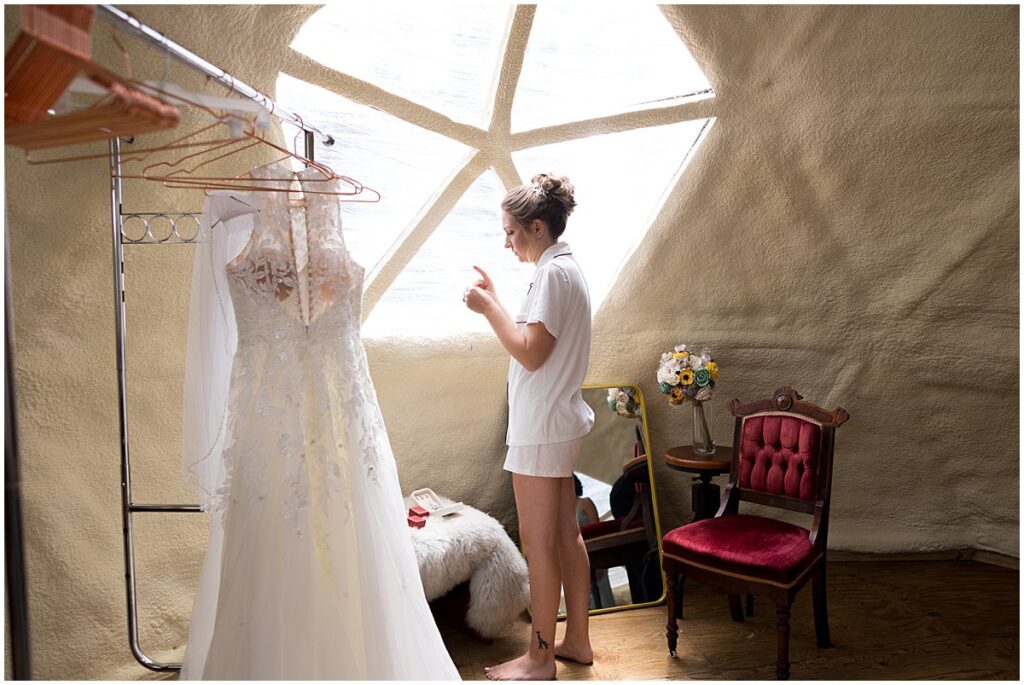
[503,436,585,478]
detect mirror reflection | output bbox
[558,385,663,615]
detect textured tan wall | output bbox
[4,4,1017,679]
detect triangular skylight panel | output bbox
[292,3,512,129]
[511,4,713,132]
[363,168,534,339]
[512,119,713,310]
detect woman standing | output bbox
[465,173,595,680]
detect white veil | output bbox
[181,192,257,510]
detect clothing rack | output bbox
[94,6,331,672]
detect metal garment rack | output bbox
[98,5,329,672]
[6,221,32,680]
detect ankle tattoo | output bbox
[535,630,550,650]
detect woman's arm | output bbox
[465,287,556,372]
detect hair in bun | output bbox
[501,172,576,239]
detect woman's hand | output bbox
[472,265,497,300]
[464,286,494,314]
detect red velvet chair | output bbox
[661,387,849,679]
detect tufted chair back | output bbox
[738,413,821,501]
[725,387,850,545]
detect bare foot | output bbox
[554,638,593,666]
[484,653,557,681]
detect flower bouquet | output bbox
[656,344,720,454]
[607,387,641,419]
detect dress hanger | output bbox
[238,127,319,209]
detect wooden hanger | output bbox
[22,75,260,165]
[5,6,180,151]
[5,5,95,125]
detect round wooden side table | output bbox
[664,445,733,521]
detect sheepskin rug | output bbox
[406,495,529,638]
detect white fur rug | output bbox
[406,495,529,638]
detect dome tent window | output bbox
[279,4,715,338]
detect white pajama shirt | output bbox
[503,241,594,478]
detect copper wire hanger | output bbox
[122,79,379,202]
[150,126,380,203]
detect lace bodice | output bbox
[205,164,385,529]
[225,163,364,335]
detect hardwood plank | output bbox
[442,560,1018,681]
[713,635,1019,680]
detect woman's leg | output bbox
[555,476,594,664]
[485,474,562,681]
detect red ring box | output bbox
[407,514,427,529]
[409,505,430,518]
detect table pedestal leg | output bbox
[690,475,721,521]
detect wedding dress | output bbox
[179,163,460,680]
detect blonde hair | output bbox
[501,172,577,239]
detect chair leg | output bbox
[746,592,754,617]
[665,573,679,657]
[589,565,602,610]
[812,566,832,648]
[674,574,685,619]
[775,601,791,680]
[728,594,744,622]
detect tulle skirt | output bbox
[180,344,460,680]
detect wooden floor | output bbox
[439,560,1019,680]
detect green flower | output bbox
[694,368,711,387]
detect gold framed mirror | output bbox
[562,384,665,616]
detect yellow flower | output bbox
[706,362,719,381]
[679,369,695,386]
[672,352,685,360]
[669,386,685,404]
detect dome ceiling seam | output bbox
[491,155,524,190]
[510,99,718,150]
[486,5,535,138]
[280,48,489,148]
